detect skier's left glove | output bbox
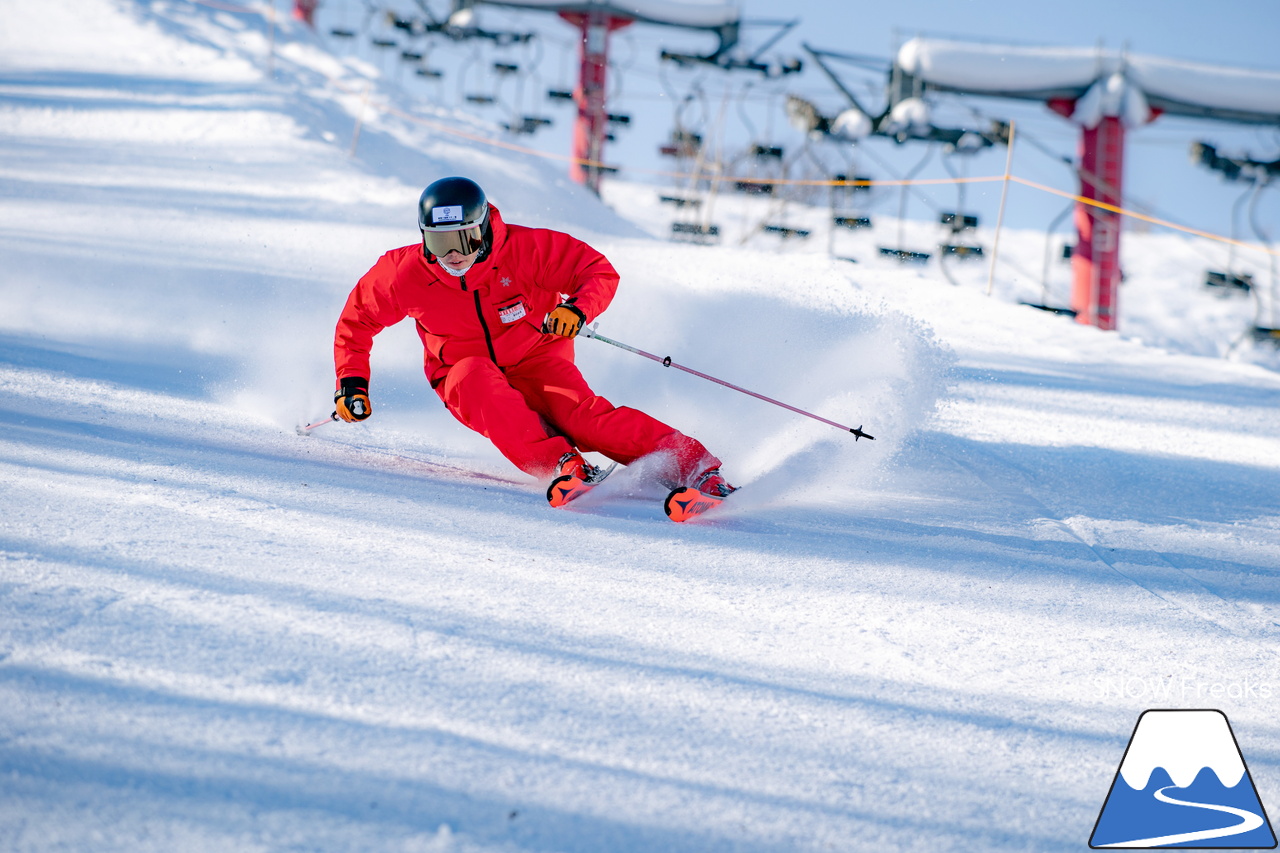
[334,377,372,422]
[543,301,586,338]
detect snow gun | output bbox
[579,326,874,441]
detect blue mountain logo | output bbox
[1091,709,1276,848]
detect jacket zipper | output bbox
[468,279,497,362]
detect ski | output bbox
[663,486,729,522]
[546,463,617,508]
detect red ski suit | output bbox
[334,204,718,480]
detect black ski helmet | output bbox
[418,176,492,261]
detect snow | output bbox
[897,37,1280,121]
[2,1,1279,851]
[1118,711,1245,790]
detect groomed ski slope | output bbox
[2,2,1279,851]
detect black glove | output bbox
[542,300,586,338]
[334,377,371,422]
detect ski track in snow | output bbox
[2,2,1280,852]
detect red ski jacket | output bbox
[334,205,619,389]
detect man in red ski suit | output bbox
[332,176,732,496]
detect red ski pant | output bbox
[436,352,718,481]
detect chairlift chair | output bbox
[1204,271,1254,292]
[734,180,773,195]
[763,224,810,239]
[547,89,574,102]
[1251,326,1280,345]
[1021,303,1078,318]
[940,212,979,231]
[833,174,873,194]
[878,247,931,263]
[671,222,721,245]
[659,129,701,159]
[940,243,984,259]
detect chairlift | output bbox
[1204,270,1253,292]
[753,144,784,161]
[734,180,773,195]
[879,145,936,262]
[504,116,552,134]
[671,222,721,244]
[1026,201,1075,313]
[401,51,423,62]
[1021,303,1078,318]
[659,130,701,159]
[834,216,872,229]
[834,173,872,193]
[547,89,574,102]
[936,155,984,258]
[1252,326,1280,345]
[1203,181,1267,297]
[763,224,810,239]
[828,164,874,261]
[328,0,358,40]
[941,212,979,231]
[1061,244,1073,261]
[493,62,519,75]
[466,94,497,105]
[940,243,984,260]
[607,114,631,126]
[417,67,444,79]
[659,195,701,208]
[371,38,397,48]
[878,247,931,263]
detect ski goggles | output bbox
[422,224,485,258]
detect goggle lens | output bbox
[423,225,485,258]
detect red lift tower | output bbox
[449,1,794,194]
[891,38,1280,331]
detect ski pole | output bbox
[579,327,874,441]
[297,412,338,435]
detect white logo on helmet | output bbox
[431,205,464,225]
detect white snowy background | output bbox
[2,1,1279,851]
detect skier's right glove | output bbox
[334,377,371,422]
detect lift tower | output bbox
[450,1,786,193]
[890,38,1280,330]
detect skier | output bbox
[332,176,736,506]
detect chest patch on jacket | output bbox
[497,298,527,324]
